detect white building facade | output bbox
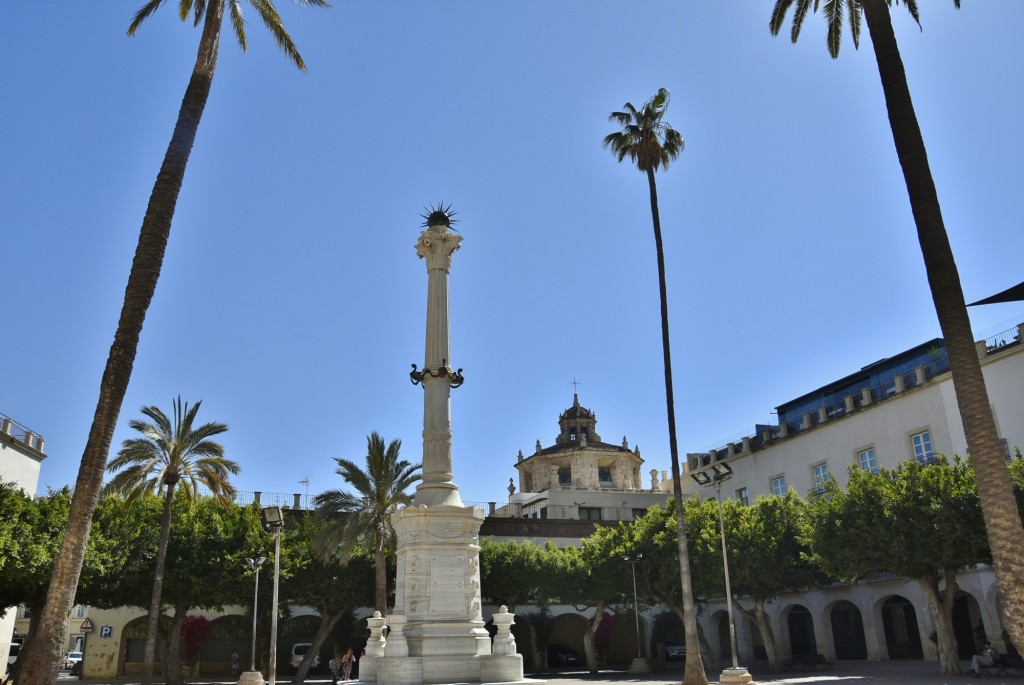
[673,322,1024,663]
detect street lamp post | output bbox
[623,553,643,658]
[691,463,750,683]
[244,555,267,672]
[261,506,285,685]
[622,552,649,674]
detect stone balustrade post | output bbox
[491,606,517,656]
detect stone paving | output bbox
[60,659,1023,685]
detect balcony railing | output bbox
[0,412,44,453]
[986,326,1023,353]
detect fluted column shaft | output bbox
[414,226,463,506]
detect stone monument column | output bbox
[377,208,526,685]
[410,217,464,507]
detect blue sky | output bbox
[2,1,1022,505]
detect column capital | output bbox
[416,227,462,271]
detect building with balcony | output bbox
[671,322,1024,665]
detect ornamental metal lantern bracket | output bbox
[410,359,465,388]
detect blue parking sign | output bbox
[100,626,113,638]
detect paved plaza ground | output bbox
[58,660,1023,685]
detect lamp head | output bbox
[711,463,734,478]
[261,505,284,532]
[245,556,268,570]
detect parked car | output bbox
[289,643,321,674]
[62,652,83,670]
[664,642,686,661]
[547,644,581,667]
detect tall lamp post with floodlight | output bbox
[245,555,267,673]
[622,552,649,674]
[261,506,285,685]
[691,462,751,684]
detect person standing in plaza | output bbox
[340,648,356,681]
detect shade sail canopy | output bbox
[968,280,1024,306]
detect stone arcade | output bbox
[359,209,530,685]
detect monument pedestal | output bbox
[719,666,755,684]
[627,657,651,674]
[368,504,526,684]
[237,670,264,685]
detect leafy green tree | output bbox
[78,494,164,611]
[20,1,328,680]
[769,0,1024,649]
[806,457,987,675]
[603,89,705,685]
[282,514,375,684]
[626,499,719,668]
[571,532,631,672]
[727,493,827,672]
[159,498,264,685]
[0,486,71,683]
[104,398,238,685]
[480,539,548,612]
[313,432,421,613]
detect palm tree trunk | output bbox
[142,484,179,685]
[646,167,708,685]
[862,0,1024,649]
[16,5,225,684]
[375,542,388,614]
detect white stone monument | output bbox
[364,207,530,685]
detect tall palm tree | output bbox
[313,432,422,613]
[770,0,1024,651]
[603,89,707,685]
[104,397,238,685]
[18,2,327,683]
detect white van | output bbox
[289,643,320,674]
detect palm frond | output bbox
[229,0,248,50]
[769,0,794,37]
[847,0,862,50]
[312,432,422,566]
[105,397,235,504]
[250,0,307,71]
[823,0,845,58]
[898,0,923,28]
[603,88,683,174]
[129,0,170,36]
[191,0,207,26]
[791,0,816,43]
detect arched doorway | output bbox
[715,612,733,661]
[881,595,923,660]
[830,601,867,659]
[546,613,588,668]
[950,592,984,659]
[205,616,249,674]
[786,605,816,656]
[510,618,534,669]
[605,611,646,663]
[120,615,171,676]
